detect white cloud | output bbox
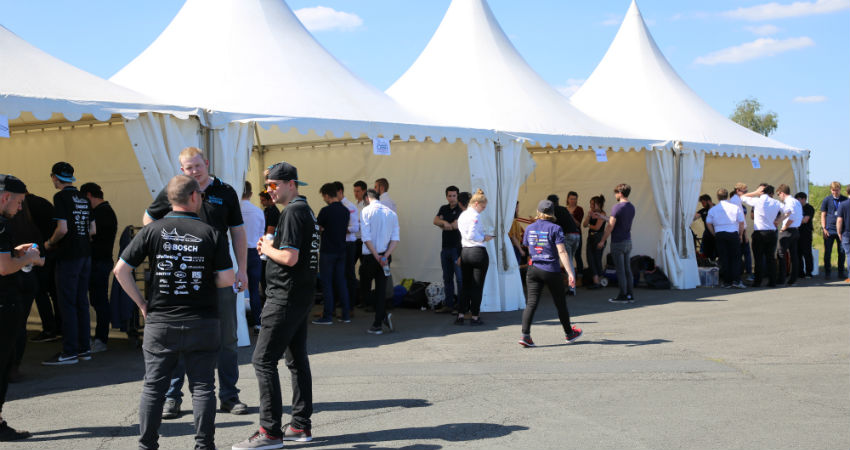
[294,6,363,32]
[793,95,828,102]
[744,24,781,35]
[723,0,850,21]
[556,78,586,98]
[694,36,814,65]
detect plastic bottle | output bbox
[382,257,391,277]
[21,243,37,273]
[260,234,274,261]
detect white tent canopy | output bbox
[571,0,804,159]
[111,0,418,124]
[386,0,640,145]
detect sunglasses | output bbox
[265,181,288,191]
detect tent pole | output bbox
[494,140,507,272]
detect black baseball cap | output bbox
[537,199,554,215]
[266,162,307,186]
[51,161,76,183]
[0,174,27,194]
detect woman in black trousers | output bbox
[519,199,582,347]
[583,195,607,289]
[456,189,493,325]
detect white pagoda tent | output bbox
[570,1,809,288]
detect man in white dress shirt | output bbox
[706,188,746,288]
[741,184,785,287]
[776,184,803,286]
[360,189,400,335]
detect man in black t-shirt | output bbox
[694,194,716,260]
[260,190,280,235]
[234,162,319,449]
[795,192,815,278]
[0,174,41,443]
[43,162,96,366]
[548,194,581,295]
[314,183,351,324]
[433,186,462,313]
[115,174,234,450]
[81,182,117,353]
[143,147,248,417]
[23,193,61,342]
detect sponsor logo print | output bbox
[161,229,202,243]
[180,263,187,270]
[192,271,202,279]
[156,261,174,270]
[156,254,179,260]
[174,271,187,279]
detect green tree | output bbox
[730,97,778,136]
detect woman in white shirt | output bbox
[456,189,493,325]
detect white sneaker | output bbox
[90,338,108,354]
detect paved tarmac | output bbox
[5,278,849,449]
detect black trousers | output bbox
[252,297,314,436]
[585,233,605,278]
[34,259,59,334]
[777,228,799,285]
[797,232,813,277]
[15,271,38,366]
[460,247,489,316]
[823,233,846,276]
[344,241,360,307]
[0,292,21,414]
[522,266,573,335]
[714,232,742,285]
[361,254,390,327]
[752,230,778,286]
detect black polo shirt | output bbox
[0,216,19,297]
[554,205,580,234]
[820,195,848,233]
[91,201,118,260]
[26,194,55,244]
[146,176,243,234]
[317,201,348,254]
[264,205,281,231]
[265,196,319,305]
[800,203,815,236]
[120,211,232,323]
[52,186,92,260]
[436,204,462,249]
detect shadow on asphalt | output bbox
[23,420,252,442]
[292,422,528,448]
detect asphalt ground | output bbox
[4,277,849,449]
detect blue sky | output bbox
[2,0,847,184]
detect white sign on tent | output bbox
[750,157,761,169]
[594,148,608,162]
[373,138,391,156]
[0,114,9,138]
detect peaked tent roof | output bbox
[570,1,801,157]
[0,24,195,123]
[111,0,418,124]
[386,0,639,146]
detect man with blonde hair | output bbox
[143,146,249,418]
[819,181,847,279]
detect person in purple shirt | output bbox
[518,200,582,347]
[598,183,636,304]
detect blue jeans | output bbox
[841,236,850,276]
[440,247,462,308]
[139,319,220,450]
[166,287,239,403]
[56,257,91,356]
[320,252,350,320]
[610,240,633,297]
[563,234,581,270]
[246,250,262,326]
[89,258,112,343]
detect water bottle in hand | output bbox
[21,243,37,273]
[382,257,391,277]
[260,234,274,261]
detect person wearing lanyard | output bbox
[519,200,582,347]
[741,184,785,287]
[456,189,493,326]
[776,184,802,286]
[819,182,848,280]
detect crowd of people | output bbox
[1,147,847,448]
[695,181,849,289]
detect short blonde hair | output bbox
[830,181,841,190]
[179,147,205,162]
[734,182,748,192]
[535,212,555,222]
[470,189,487,205]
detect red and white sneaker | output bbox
[565,326,583,344]
[282,423,312,442]
[518,336,536,348]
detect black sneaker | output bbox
[221,398,248,415]
[367,326,383,335]
[469,317,484,326]
[282,423,312,442]
[42,352,78,366]
[626,294,635,303]
[162,398,181,419]
[232,428,283,450]
[565,326,583,343]
[0,421,31,442]
[608,295,630,304]
[77,350,92,361]
[518,336,536,348]
[453,316,465,325]
[29,331,59,343]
